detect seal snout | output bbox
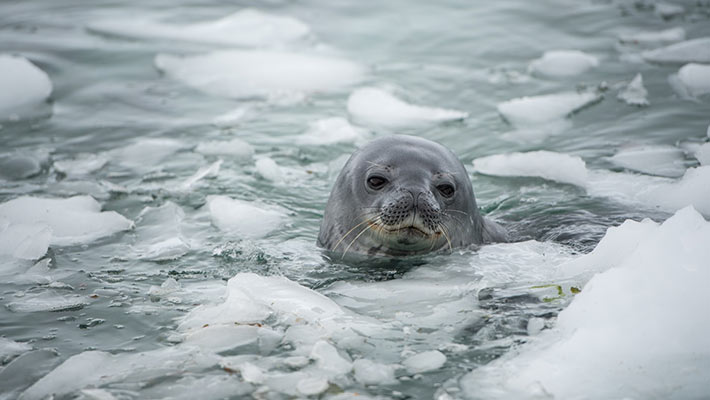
[379,188,441,235]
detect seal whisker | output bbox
[342,221,377,259]
[332,216,376,250]
[440,223,453,253]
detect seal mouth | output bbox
[384,224,439,238]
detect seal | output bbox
[318,135,507,257]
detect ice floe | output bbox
[195,138,253,161]
[53,154,108,177]
[528,50,598,78]
[0,337,32,364]
[402,350,446,374]
[695,143,710,165]
[132,202,190,261]
[472,151,588,186]
[254,157,284,182]
[671,63,710,97]
[0,196,133,247]
[179,159,222,191]
[608,145,686,177]
[110,137,185,171]
[296,117,370,145]
[6,291,89,313]
[0,150,49,180]
[347,87,468,128]
[642,37,710,63]
[497,90,601,126]
[461,206,710,399]
[473,151,710,216]
[155,50,365,101]
[88,9,310,47]
[618,27,685,45]
[0,222,52,260]
[205,195,286,239]
[0,55,52,120]
[617,73,649,106]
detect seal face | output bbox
[318,135,506,257]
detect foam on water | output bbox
[205,195,286,239]
[155,50,365,101]
[642,37,710,63]
[88,9,310,47]
[497,90,601,126]
[461,206,710,399]
[347,87,468,128]
[0,54,52,119]
[528,50,599,78]
[0,196,133,247]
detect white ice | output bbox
[672,63,710,97]
[0,54,52,119]
[402,351,446,374]
[0,196,133,247]
[109,138,185,171]
[461,206,710,399]
[0,222,52,260]
[695,143,710,165]
[618,27,685,45]
[88,9,310,47]
[205,195,286,239]
[155,50,365,101]
[195,138,253,161]
[254,158,284,182]
[6,291,88,313]
[296,117,370,145]
[179,159,222,191]
[617,73,649,106]
[0,337,32,364]
[132,202,190,261]
[472,151,589,186]
[642,37,710,63]
[473,150,710,216]
[608,145,686,177]
[497,90,601,126]
[53,154,108,177]
[528,50,598,78]
[347,87,468,128]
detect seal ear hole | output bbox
[437,184,455,198]
[367,175,388,190]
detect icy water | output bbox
[1,0,710,399]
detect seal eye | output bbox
[437,184,455,198]
[367,176,388,190]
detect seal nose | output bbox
[380,188,414,226]
[416,191,441,232]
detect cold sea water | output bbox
[1,0,709,399]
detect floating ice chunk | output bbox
[642,37,710,63]
[402,350,446,374]
[617,73,649,106]
[195,138,253,160]
[352,359,397,385]
[497,90,601,126]
[183,325,278,353]
[297,376,330,396]
[0,151,48,180]
[133,202,189,261]
[206,195,286,239]
[179,159,222,191]
[6,291,88,313]
[0,196,132,246]
[608,145,686,177]
[655,2,684,18]
[695,143,710,165]
[88,9,310,47]
[644,166,710,216]
[460,206,710,399]
[255,158,283,182]
[155,51,365,100]
[0,55,52,119]
[212,107,253,128]
[618,27,686,45]
[0,337,32,363]
[528,50,599,78]
[347,87,468,128]
[310,340,352,376]
[673,63,710,97]
[472,151,588,186]
[110,138,184,170]
[296,117,369,145]
[53,154,108,177]
[0,223,52,260]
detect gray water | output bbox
[1,0,709,399]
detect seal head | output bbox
[318,135,505,257]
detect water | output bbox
[1,0,709,399]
